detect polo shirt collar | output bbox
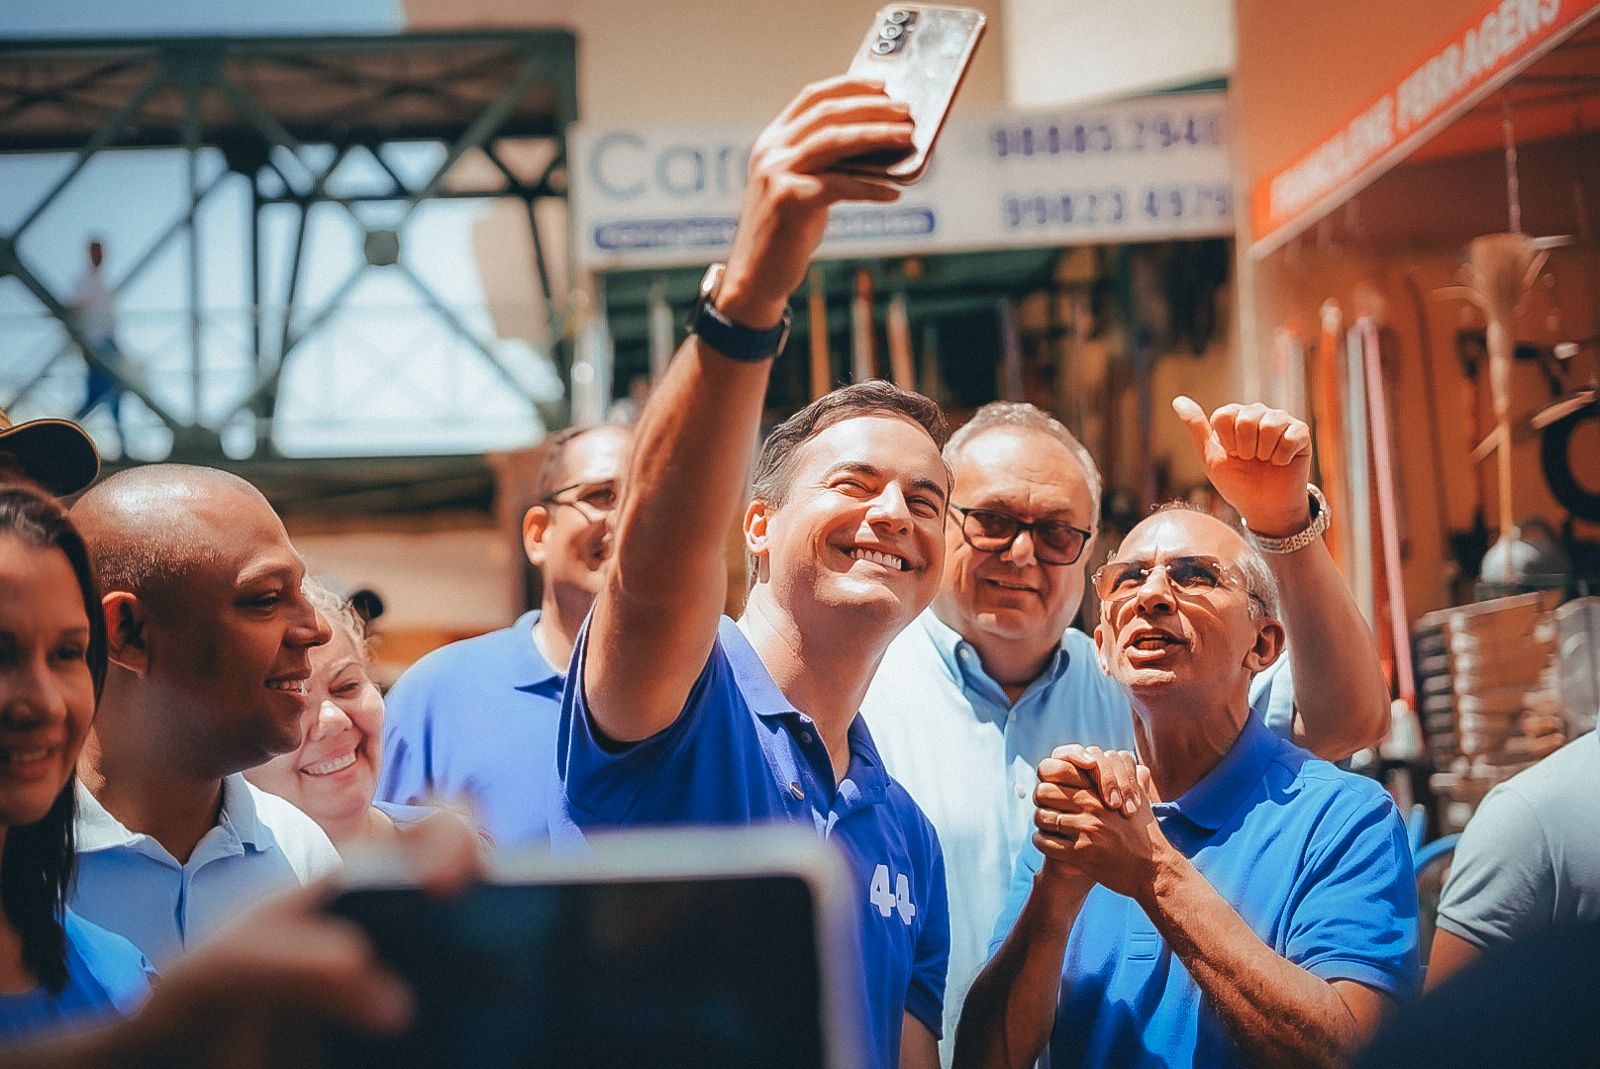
[1156,714,1279,832]
[720,617,798,719]
[73,772,270,853]
[721,617,891,802]
[918,608,1074,692]
[513,609,562,690]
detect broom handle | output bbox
[1360,318,1416,708]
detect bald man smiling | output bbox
[68,465,341,967]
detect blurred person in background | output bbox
[248,579,474,850]
[0,486,152,1044]
[68,466,340,968]
[69,239,128,455]
[1357,919,1600,1069]
[1426,726,1600,989]
[956,505,1418,1069]
[379,422,631,848]
[0,408,100,499]
[862,397,1388,1059]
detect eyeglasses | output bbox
[950,506,1093,566]
[542,480,619,521]
[1090,554,1266,614]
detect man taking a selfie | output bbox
[554,78,951,1069]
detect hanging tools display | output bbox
[1437,95,1572,545]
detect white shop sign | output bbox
[569,91,1233,270]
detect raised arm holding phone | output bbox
[581,77,913,746]
[557,78,954,1069]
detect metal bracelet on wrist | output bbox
[1241,484,1331,554]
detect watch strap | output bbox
[691,299,792,362]
[1242,484,1332,554]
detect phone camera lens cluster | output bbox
[875,10,917,54]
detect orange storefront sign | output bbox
[1248,0,1600,254]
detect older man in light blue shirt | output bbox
[861,397,1384,1062]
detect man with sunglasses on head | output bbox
[954,496,1418,1069]
[860,397,1390,1060]
[378,423,631,847]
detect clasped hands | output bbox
[1032,745,1173,903]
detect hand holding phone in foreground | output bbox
[4,812,484,1069]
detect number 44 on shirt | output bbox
[869,864,917,925]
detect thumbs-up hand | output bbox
[1172,396,1314,538]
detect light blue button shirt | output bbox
[70,775,342,968]
[861,609,1293,1063]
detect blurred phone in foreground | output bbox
[840,4,986,184]
[326,828,863,1069]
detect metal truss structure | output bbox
[0,30,577,465]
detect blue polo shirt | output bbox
[0,911,154,1044]
[556,617,950,1069]
[990,715,1419,1069]
[379,611,563,847]
[863,611,1294,1062]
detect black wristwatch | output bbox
[686,263,792,362]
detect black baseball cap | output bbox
[0,408,101,496]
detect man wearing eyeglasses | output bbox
[954,503,1418,1069]
[860,398,1390,1060]
[378,423,631,847]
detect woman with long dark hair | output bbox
[0,484,151,1040]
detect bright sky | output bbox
[0,1,562,459]
[3,0,400,40]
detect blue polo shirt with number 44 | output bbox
[556,617,951,1069]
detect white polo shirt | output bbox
[70,774,341,968]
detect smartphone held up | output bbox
[840,4,986,184]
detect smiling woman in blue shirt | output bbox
[555,78,953,1069]
[0,486,151,1045]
